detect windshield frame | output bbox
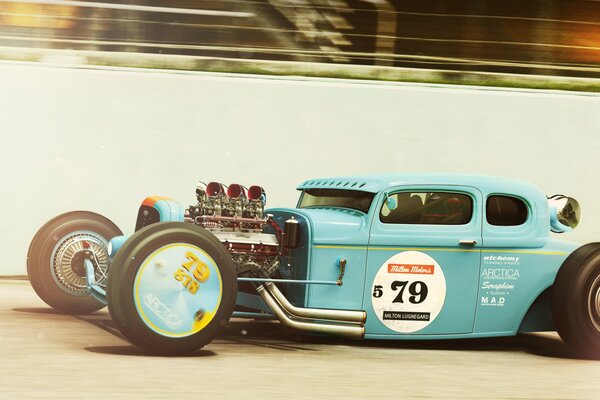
[297,188,375,214]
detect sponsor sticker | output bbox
[383,311,431,321]
[143,292,183,329]
[387,264,435,274]
[133,243,222,338]
[479,255,520,307]
[483,255,520,266]
[371,251,446,333]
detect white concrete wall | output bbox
[1,61,599,275]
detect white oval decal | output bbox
[371,251,446,333]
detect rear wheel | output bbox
[107,222,237,355]
[552,243,600,358]
[27,211,122,314]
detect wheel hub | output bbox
[71,250,88,278]
[589,274,600,333]
[50,231,109,296]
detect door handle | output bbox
[459,240,477,246]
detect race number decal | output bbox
[371,251,446,333]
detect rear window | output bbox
[486,195,528,226]
[298,189,374,213]
[380,192,473,225]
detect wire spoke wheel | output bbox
[50,231,109,296]
[27,211,122,314]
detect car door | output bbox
[363,185,482,336]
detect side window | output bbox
[486,195,528,226]
[380,192,473,225]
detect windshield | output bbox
[298,189,374,213]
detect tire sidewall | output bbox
[553,243,600,357]
[567,252,600,346]
[27,211,122,313]
[107,222,237,354]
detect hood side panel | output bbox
[267,209,313,307]
[268,207,371,311]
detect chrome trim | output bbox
[238,277,338,286]
[548,195,581,231]
[212,231,278,246]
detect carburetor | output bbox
[186,181,267,231]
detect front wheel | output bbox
[552,243,600,358]
[106,222,237,355]
[27,211,122,314]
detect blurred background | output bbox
[1,1,600,276]
[1,0,600,81]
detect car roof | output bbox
[296,173,545,197]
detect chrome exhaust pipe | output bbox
[256,285,364,339]
[264,282,366,324]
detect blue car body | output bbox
[107,173,580,340]
[264,173,578,339]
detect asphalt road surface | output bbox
[1,279,599,399]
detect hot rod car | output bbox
[27,174,600,357]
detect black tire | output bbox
[552,242,600,358]
[27,211,123,314]
[106,222,237,355]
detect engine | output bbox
[185,181,282,276]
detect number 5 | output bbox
[372,285,383,298]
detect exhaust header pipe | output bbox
[264,282,366,324]
[256,285,364,339]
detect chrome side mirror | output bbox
[548,195,581,233]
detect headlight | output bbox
[548,195,581,233]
